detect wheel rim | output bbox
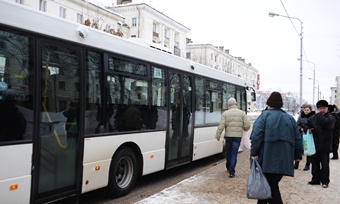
[115,156,134,189]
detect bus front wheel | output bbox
[107,147,138,198]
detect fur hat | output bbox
[316,100,328,108]
[266,91,283,108]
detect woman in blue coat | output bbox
[250,91,303,204]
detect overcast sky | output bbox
[98,0,340,105]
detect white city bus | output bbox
[0,1,255,203]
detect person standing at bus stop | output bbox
[215,98,250,178]
[307,100,335,188]
[250,91,303,204]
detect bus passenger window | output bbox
[151,66,166,130]
[194,77,204,125]
[85,50,103,134]
[0,31,32,142]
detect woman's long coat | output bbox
[250,109,303,177]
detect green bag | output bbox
[303,132,316,156]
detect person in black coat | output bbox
[296,104,315,170]
[328,105,340,159]
[307,100,335,188]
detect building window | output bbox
[186,52,191,59]
[173,47,180,57]
[131,35,136,38]
[39,0,47,12]
[153,23,157,33]
[77,13,83,24]
[59,7,66,18]
[105,24,110,32]
[165,28,169,39]
[16,0,24,4]
[132,17,137,27]
[174,33,179,42]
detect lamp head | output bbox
[268,12,279,17]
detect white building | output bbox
[330,76,340,108]
[108,1,190,58]
[15,0,128,36]
[186,44,259,91]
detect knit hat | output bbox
[266,91,283,108]
[316,100,328,108]
[228,98,237,106]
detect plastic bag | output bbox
[240,131,251,149]
[246,159,272,200]
[303,132,316,156]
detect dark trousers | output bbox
[332,143,339,158]
[311,151,330,184]
[257,173,283,204]
[305,155,311,166]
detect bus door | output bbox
[166,72,193,168]
[32,42,82,203]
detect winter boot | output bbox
[303,156,311,171]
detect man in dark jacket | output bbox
[307,100,335,188]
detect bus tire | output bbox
[107,146,138,198]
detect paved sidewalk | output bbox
[136,149,340,204]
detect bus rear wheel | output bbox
[107,147,138,198]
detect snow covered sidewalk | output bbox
[136,149,340,204]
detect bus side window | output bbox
[0,31,32,142]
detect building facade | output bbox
[186,44,259,91]
[18,0,128,36]
[330,76,340,108]
[109,2,190,58]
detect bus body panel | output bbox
[0,144,32,204]
[82,159,111,193]
[0,175,31,204]
[0,143,32,179]
[82,131,166,193]
[192,127,223,160]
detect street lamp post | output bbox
[308,77,319,104]
[316,80,320,101]
[309,77,320,102]
[269,12,304,106]
[300,59,316,105]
